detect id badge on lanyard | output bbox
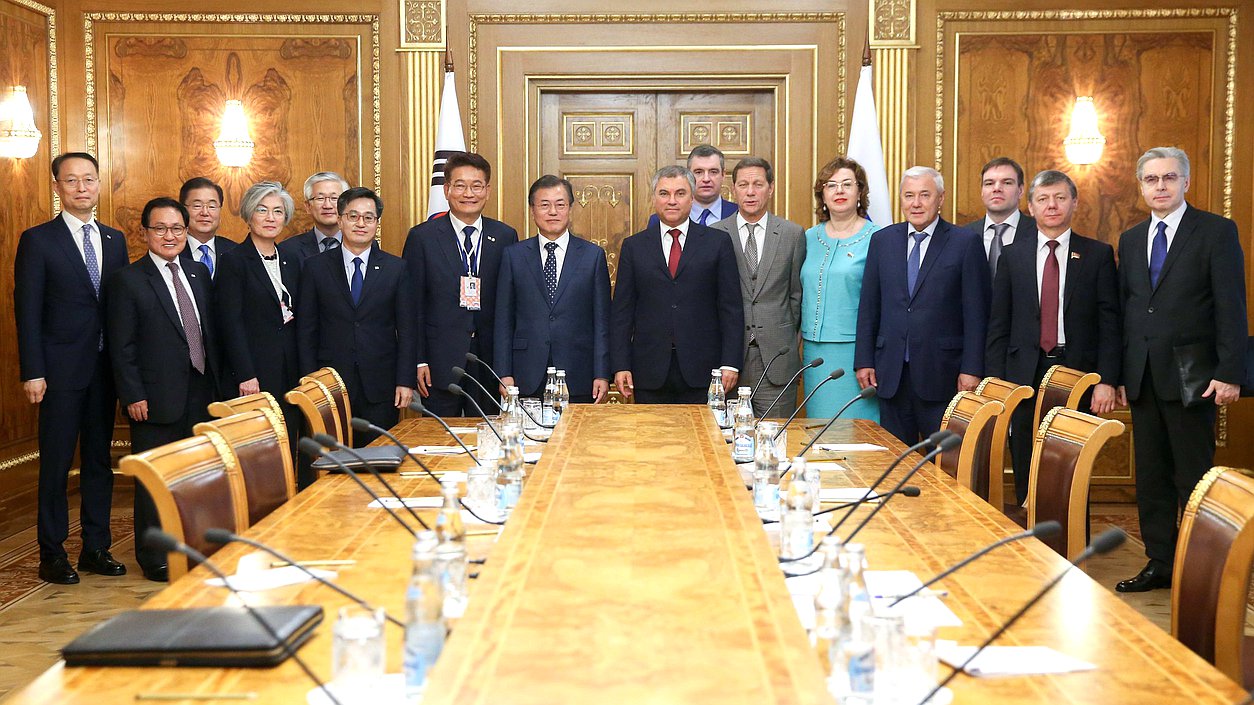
[458,232,481,310]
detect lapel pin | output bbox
[487,235,496,242]
[373,265,380,270]
[1070,252,1081,260]
[189,273,197,278]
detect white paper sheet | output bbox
[819,488,881,503]
[865,570,963,629]
[812,443,888,452]
[367,497,499,524]
[447,426,477,434]
[206,565,337,592]
[406,445,476,456]
[936,644,1097,676]
[806,462,848,472]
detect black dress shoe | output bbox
[39,557,81,585]
[141,563,169,582]
[1116,560,1173,593]
[78,548,127,576]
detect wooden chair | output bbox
[194,408,296,526]
[207,391,284,420]
[938,392,1004,501]
[300,367,353,446]
[1033,364,1101,433]
[118,433,248,581]
[975,377,1034,513]
[1172,466,1254,688]
[286,378,343,447]
[1027,408,1124,560]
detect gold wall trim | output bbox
[6,0,60,211]
[873,47,909,221]
[82,12,383,199]
[872,0,915,46]
[407,51,442,223]
[934,8,1237,219]
[0,450,39,472]
[400,0,445,50]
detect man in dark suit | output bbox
[299,187,416,445]
[963,157,1036,281]
[648,144,739,229]
[710,156,805,417]
[1114,147,1247,592]
[986,170,1120,504]
[403,152,518,416]
[495,175,612,403]
[612,165,744,403]
[15,152,129,584]
[177,176,236,279]
[277,172,348,265]
[855,166,990,444]
[107,197,221,581]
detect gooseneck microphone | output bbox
[842,433,962,543]
[203,528,404,628]
[408,397,478,461]
[143,528,343,705]
[311,433,431,532]
[758,357,824,422]
[298,438,418,537]
[453,368,549,444]
[451,366,503,412]
[749,346,792,403]
[887,520,1062,607]
[773,368,845,440]
[798,386,879,456]
[915,527,1128,705]
[351,416,505,526]
[826,429,953,538]
[762,486,920,525]
[465,352,555,429]
[449,383,502,441]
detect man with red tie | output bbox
[612,165,744,403]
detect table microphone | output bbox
[449,383,502,441]
[823,429,953,537]
[465,352,555,429]
[298,437,418,537]
[451,366,503,412]
[311,433,431,531]
[452,369,549,443]
[762,486,920,524]
[773,368,845,440]
[407,397,478,461]
[797,386,879,456]
[203,528,404,628]
[887,520,1062,607]
[841,433,962,544]
[758,357,824,421]
[749,346,792,402]
[351,416,505,526]
[142,528,343,705]
[915,527,1127,705]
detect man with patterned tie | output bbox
[15,152,129,584]
[177,176,237,279]
[107,197,221,581]
[278,172,349,266]
[963,157,1035,281]
[1114,147,1247,593]
[613,165,744,403]
[495,175,612,403]
[647,144,739,229]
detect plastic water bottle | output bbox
[844,543,872,624]
[555,371,570,417]
[434,476,465,544]
[753,425,780,511]
[542,383,559,425]
[732,388,755,463]
[403,531,444,697]
[797,456,823,514]
[779,468,815,559]
[707,369,727,427]
[505,386,525,429]
[495,424,524,519]
[433,540,468,619]
[811,535,849,680]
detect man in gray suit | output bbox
[712,156,805,417]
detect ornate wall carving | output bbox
[400,0,444,49]
[872,0,914,44]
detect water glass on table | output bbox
[477,420,502,461]
[332,605,386,692]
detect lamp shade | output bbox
[1063,96,1105,165]
[0,86,42,159]
[213,99,254,167]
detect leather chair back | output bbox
[938,392,1004,499]
[208,391,284,420]
[1033,365,1100,434]
[1172,466,1254,688]
[975,377,1034,511]
[118,433,248,581]
[301,367,353,446]
[286,378,343,449]
[195,409,295,526]
[1027,408,1124,560]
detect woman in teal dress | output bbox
[800,156,880,420]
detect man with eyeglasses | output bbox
[107,197,222,581]
[278,171,350,265]
[177,176,237,279]
[1114,147,1248,593]
[15,152,129,585]
[299,187,416,445]
[403,151,518,416]
[495,175,612,403]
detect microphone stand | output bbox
[408,399,478,461]
[298,438,418,536]
[748,346,790,404]
[773,369,844,440]
[312,433,431,531]
[454,369,549,443]
[466,353,555,429]
[797,386,878,456]
[759,358,824,422]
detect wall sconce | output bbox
[0,86,42,159]
[213,99,254,167]
[1063,96,1105,165]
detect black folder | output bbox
[311,445,407,473]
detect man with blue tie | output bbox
[648,144,739,229]
[495,175,612,403]
[15,152,129,584]
[177,177,236,279]
[278,172,348,265]
[855,166,990,444]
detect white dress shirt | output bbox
[1036,229,1071,346]
[1147,200,1187,263]
[537,231,570,287]
[906,217,941,264]
[450,214,484,274]
[149,252,202,325]
[314,228,343,252]
[736,213,769,253]
[62,211,102,276]
[659,218,691,261]
[982,209,1021,256]
[342,245,372,288]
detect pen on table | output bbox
[135,693,257,701]
[873,588,949,600]
[268,559,356,568]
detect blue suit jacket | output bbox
[611,221,744,389]
[14,215,129,390]
[647,198,738,229]
[854,219,989,401]
[494,235,611,397]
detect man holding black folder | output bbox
[1115,147,1248,593]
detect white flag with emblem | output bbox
[847,63,892,228]
[428,70,467,219]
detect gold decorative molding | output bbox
[872,0,915,46]
[562,112,634,156]
[873,47,909,221]
[407,51,442,223]
[400,0,444,49]
[7,0,60,211]
[679,112,751,156]
[82,13,383,199]
[0,449,39,472]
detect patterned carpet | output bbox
[0,509,135,613]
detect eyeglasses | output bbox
[58,177,99,188]
[449,181,487,195]
[823,180,856,192]
[308,195,340,205]
[186,201,220,212]
[344,211,378,224]
[254,206,286,218]
[1141,173,1181,187]
[533,200,570,212]
[145,225,186,236]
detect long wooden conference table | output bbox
[5,405,1245,703]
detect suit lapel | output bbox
[525,239,548,304]
[1154,206,1198,291]
[357,245,386,309]
[1125,220,1152,293]
[550,237,583,308]
[650,224,673,278]
[910,221,950,302]
[1062,236,1085,312]
[142,256,187,341]
[433,217,462,273]
[51,216,99,297]
[752,216,780,299]
[675,223,700,280]
[243,240,281,307]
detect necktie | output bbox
[350,257,364,306]
[543,241,559,302]
[462,226,477,275]
[745,222,759,278]
[198,244,214,278]
[699,209,713,226]
[166,262,205,374]
[1040,240,1060,353]
[1149,221,1168,288]
[667,229,682,278]
[321,237,339,252]
[82,224,100,295]
[907,231,927,297]
[989,222,1009,278]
